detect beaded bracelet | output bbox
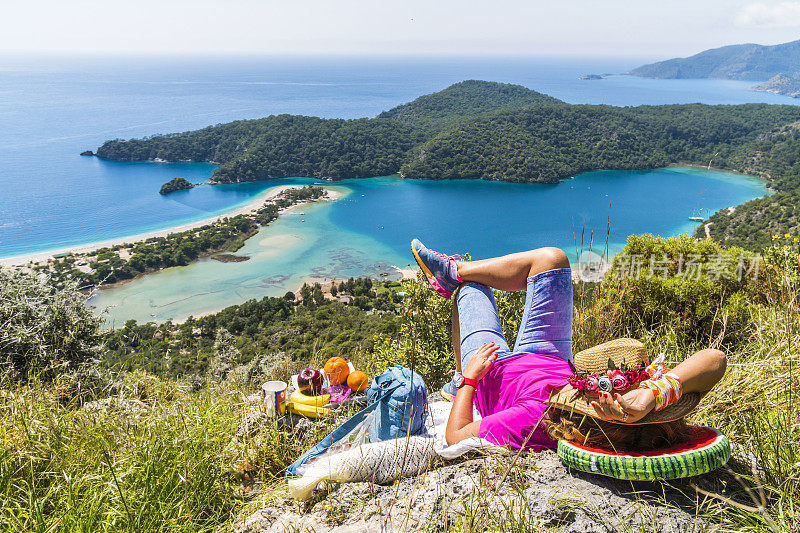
[640,372,682,411]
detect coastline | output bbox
[667,162,772,186]
[138,264,418,325]
[0,185,335,268]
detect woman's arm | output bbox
[591,348,727,422]
[445,342,500,445]
[669,348,727,393]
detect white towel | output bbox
[425,400,507,459]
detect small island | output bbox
[751,73,800,98]
[159,177,195,195]
[80,150,94,156]
[578,74,604,80]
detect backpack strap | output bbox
[285,382,402,478]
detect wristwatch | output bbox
[453,372,478,389]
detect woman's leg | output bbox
[411,240,572,384]
[443,282,511,398]
[453,283,511,371]
[512,267,573,362]
[456,247,570,291]
[457,247,573,362]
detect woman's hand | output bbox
[463,342,501,382]
[590,388,656,423]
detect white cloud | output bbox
[736,2,800,27]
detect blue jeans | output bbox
[456,268,573,372]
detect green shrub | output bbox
[595,234,768,347]
[0,269,103,384]
[763,233,800,282]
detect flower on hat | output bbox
[611,372,629,391]
[568,362,649,396]
[624,370,640,383]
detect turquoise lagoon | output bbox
[89,167,770,326]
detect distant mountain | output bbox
[751,73,800,98]
[376,80,561,125]
[630,40,800,81]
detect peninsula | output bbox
[751,73,800,98]
[88,80,800,250]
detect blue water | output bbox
[0,55,796,258]
[89,168,769,326]
[327,169,767,260]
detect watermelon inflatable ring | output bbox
[557,426,730,480]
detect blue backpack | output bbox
[286,365,428,478]
[366,366,428,442]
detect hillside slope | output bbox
[376,79,561,126]
[752,73,800,98]
[399,103,800,183]
[631,39,800,80]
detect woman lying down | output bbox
[410,239,727,452]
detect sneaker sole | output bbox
[411,242,453,298]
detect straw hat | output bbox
[546,338,702,425]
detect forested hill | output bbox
[376,80,561,126]
[630,39,800,80]
[399,104,800,183]
[94,81,800,187]
[93,81,800,249]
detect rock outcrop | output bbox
[235,449,751,532]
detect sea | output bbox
[0,54,793,324]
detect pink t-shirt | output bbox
[475,353,572,450]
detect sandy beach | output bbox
[0,185,340,268]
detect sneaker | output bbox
[441,380,457,402]
[410,239,463,298]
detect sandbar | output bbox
[0,185,342,268]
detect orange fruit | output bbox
[347,370,369,392]
[324,357,350,385]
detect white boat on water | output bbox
[688,216,704,222]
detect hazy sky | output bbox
[3,0,800,57]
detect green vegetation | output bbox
[0,269,102,384]
[1,234,799,530]
[596,234,767,346]
[400,103,800,182]
[93,81,800,244]
[159,177,195,194]
[103,277,403,377]
[696,122,800,250]
[97,116,427,183]
[630,38,800,80]
[41,185,324,288]
[376,79,560,127]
